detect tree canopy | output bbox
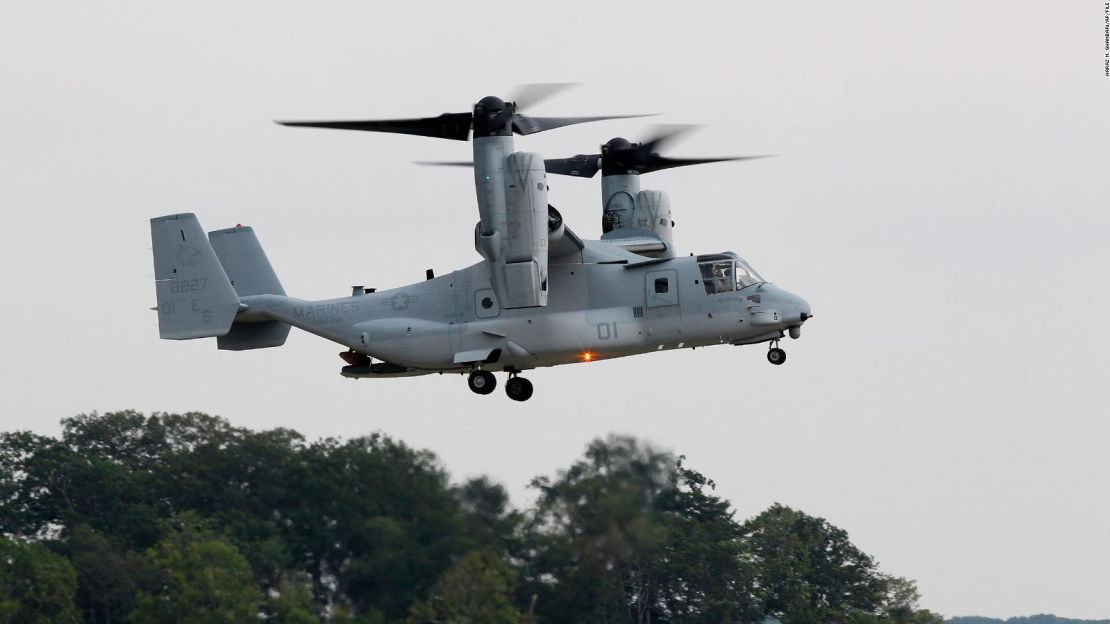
[0,411,941,623]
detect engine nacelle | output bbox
[599,175,676,257]
[601,174,637,234]
[473,151,550,309]
[632,190,674,256]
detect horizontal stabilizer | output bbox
[217,320,290,351]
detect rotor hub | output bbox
[472,96,514,137]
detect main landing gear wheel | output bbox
[468,370,496,395]
[505,376,534,402]
[767,347,787,366]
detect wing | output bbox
[600,230,669,255]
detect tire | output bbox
[767,348,786,366]
[468,370,496,395]
[505,377,534,402]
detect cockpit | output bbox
[696,253,765,295]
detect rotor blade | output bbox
[638,154,775,174]
[638,124,701,154]
[414,160,474,167]
[512,113,655,136]
[277,112,473,141]
[510,83,578,110]
[544,154,602,178]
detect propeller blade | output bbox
[638,124,700,154]
[544,154,602,178]
[637,154,775,174]
[277,112,473,141]
[510,83,578,110]
[512,114,654,136]
[415,160,474,167]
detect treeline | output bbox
[0,411,943,624]
[949,618,1110,624]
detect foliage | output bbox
[265,575,319,624]
[740,503,890,624]
[129,513,260,623]
[406,550,522,624]
[0,535,79,624]
[0,411,944,624]
[59,524,142,623]
[523,435,760,623]
[949,618,1110,624]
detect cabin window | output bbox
[654,278,669,294]
[699,261,735,295]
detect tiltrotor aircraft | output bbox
[150,89,812,401]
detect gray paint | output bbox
[151,213,810,378]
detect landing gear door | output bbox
[644,269,682,340]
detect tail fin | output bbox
[151,214,240,339]
[208,226,291,350]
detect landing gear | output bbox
[468,369,533,401]
[467,370,496,395]
[505,376,534,402]
[767,342,787,366]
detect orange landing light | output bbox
[580,351,594,362]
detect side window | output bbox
[654,278,669,294]
[699,261,735,295]
[474,288,501,319]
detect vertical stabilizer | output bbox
[208,225,291,350]
[150,214,239,339]
[209,226,285,297]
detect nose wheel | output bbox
[467,370,496,395]
[767,342,787,366]
[505,376,534,402]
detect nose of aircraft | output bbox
[759,284,810,321]
[754,284,812,337]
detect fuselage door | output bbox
[644,269,682,340]
[645,269,679,308]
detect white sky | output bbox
[2,0,1108,618]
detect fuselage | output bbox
[152,96,811,397]
[240,242,811,377]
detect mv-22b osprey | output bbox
[150,90,812,402]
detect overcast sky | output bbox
[2,0,1108,618]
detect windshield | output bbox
[734,259,764,289]
[697,255,765,295]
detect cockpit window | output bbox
[734,259,763,289]
[699,261,735,295]
[698,256,765,295]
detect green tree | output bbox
[0,413,479,621]
[279,434,466,619]
[59,524,142,624]
[650,458,760,623]
[455,477,523,556]
[406,550,522,624]
[0,413,944,624]
[524,435,759,624]
[266,575,319,624]
[130,515,260,624]
[740,504,889,624]
[877,576,944,624]
[0,535,79,624]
